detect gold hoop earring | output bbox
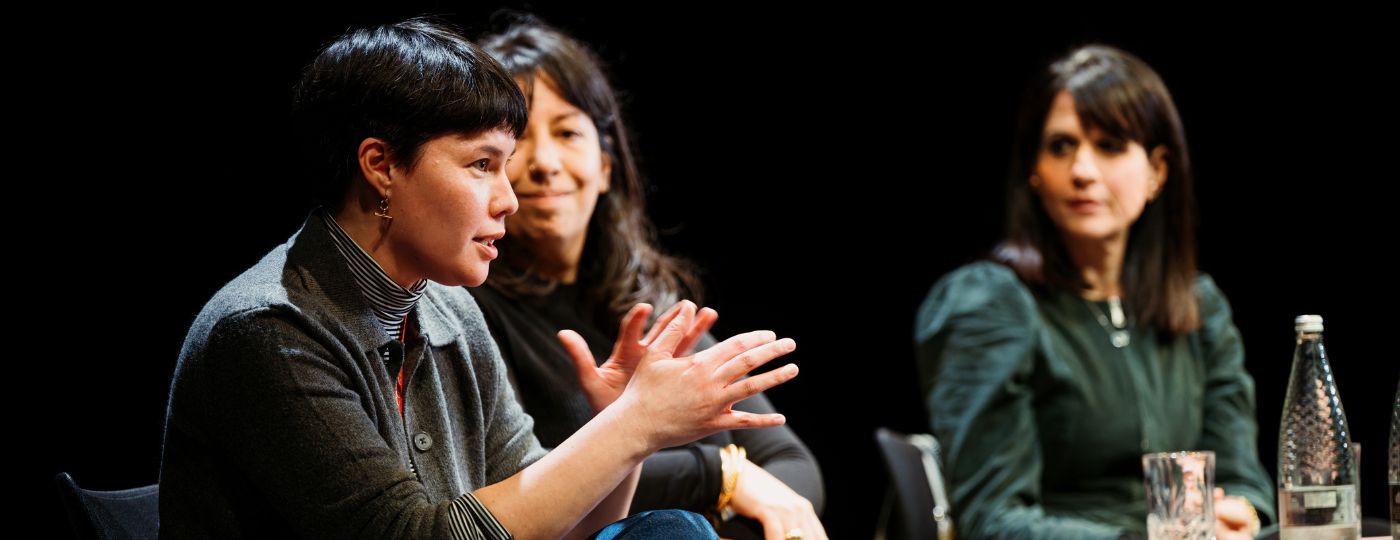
[374,198,392,220]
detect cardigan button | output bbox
[414,432,433,451]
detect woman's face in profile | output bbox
[503,76,612,255]
[1033,90,1167,244]
[384,130,517,287]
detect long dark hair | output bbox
[478,17,701,332]
[995,45,1200,336]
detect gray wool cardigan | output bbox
[159,212,546,539]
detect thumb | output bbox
[645,300,695,363]
[558,330,598,382]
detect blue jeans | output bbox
[585,510,718,540]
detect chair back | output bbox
[54,472,159,540]
[874,427,953,540]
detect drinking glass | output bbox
[1142,451,1215,540]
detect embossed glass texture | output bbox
[1277,326,1360,539]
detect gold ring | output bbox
[784,528,803,539]
[527,163,537,172]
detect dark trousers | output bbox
[585,510,718,540]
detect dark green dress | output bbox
[915,262,1276,539]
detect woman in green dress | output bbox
[914,45,1274,540]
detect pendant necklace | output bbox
[1084,296,1131,348]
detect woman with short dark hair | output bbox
[158,18,801,540]
[915,45,1274,540]
[469,18,828,540]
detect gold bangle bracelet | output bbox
[715,444,746,514]
[716,445,738,512]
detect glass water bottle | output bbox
[1278,315,1360,540]
[1389,377,1398,537]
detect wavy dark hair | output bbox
[994,45,1200,336]
[292,17,528,210]
[477,16,700,332]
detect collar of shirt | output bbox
[320,210,427,343]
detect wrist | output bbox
[711,445,745,526]
[590,398,657,462]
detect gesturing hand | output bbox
[611,301,798,450]
[560,301,719,414]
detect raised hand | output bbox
[613,301,798,451]
[560,302,719,414]
[643,301,719,356]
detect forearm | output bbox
[563,464,642,540]
[475,404,651,540]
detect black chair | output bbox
[54,472,158,540]
[874,427,953,540]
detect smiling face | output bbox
[503,76,611,260]
[1033,90,1167,244]
[386,129,518,287]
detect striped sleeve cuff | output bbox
[447,493,513,540]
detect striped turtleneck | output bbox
[321,211,427,346]
[319,211,514,540]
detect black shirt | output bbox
[469,282,824,539]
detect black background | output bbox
[28,4,1398,539]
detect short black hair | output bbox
[292,17,528,208]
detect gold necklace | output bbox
[1084,296,1131,348]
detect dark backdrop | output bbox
[28,5,1397,539]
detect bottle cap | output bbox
[1294,315,1323,332]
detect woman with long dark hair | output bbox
[469,18,828,540]
[915,45,1274,540]
[158,18,802,540]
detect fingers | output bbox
[754,497,827,540]
[758,509,826,540]
[559,330,597,374]
[723,364,798,405]
[759,514,784,540]
[642,301,695,363]
[696,330,777,371]
[641,302,686,346]
[713,338,796,383]
[790,512,827,540]
[718,410,786,431]
[1213,496,1249,526]
[804,514,830,540]
[676,307,718,355]
[608,303,653,360]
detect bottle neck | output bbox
[1295,331,1323,342]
